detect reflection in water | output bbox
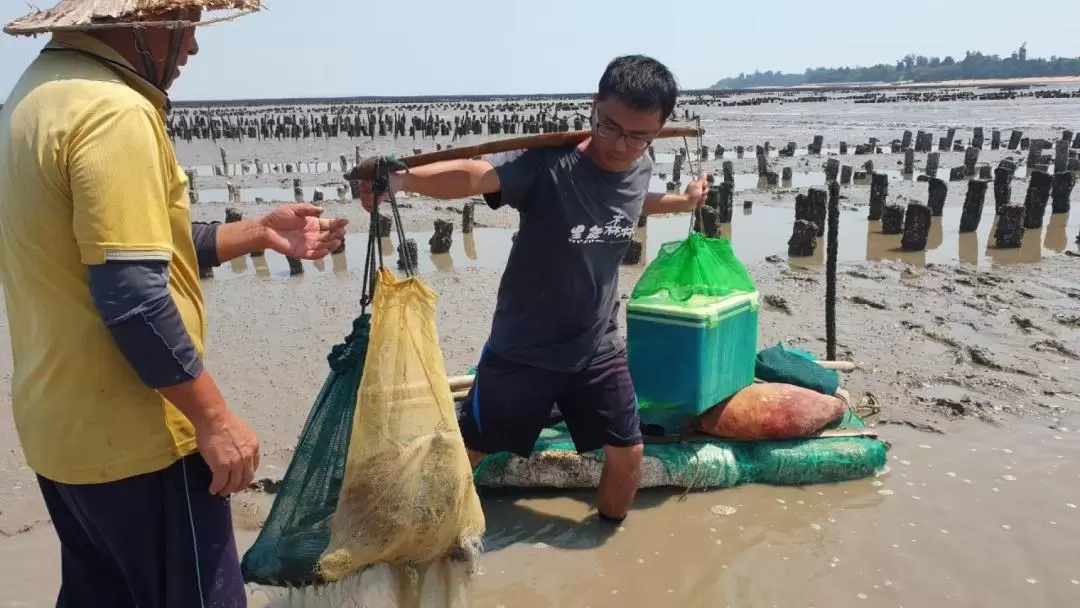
[463,232,478,261]
[927,217,944,251]
[631,226,648,267]
[958,232,980,265]
[1044,212,1069,252]
[986,225,1044,265]
[197,186,334,204]
[790,237,825,269]
[865,221,884,262]
[206,200,1080,282]
[474,480,886,607]
[647,170,907,196]
[252,255,270,277]
[332,252,348,274]
[865,223,927,266]
[431,253,454,272]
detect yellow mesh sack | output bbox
[317,267,485,582]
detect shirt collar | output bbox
[44,31,170,112]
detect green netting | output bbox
[472,409,886,490]
[240,314,370,587]
[630,232,757,302]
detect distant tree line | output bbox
[711,44,1080,88]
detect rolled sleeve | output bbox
[70,104,174,265]
[482,149,541,212]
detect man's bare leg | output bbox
[597,443,644,521]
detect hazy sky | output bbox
[2,0,1079,101]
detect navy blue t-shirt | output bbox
[482,144,653,373]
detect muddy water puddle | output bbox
[455,421,1080,607]
[199,185,343,204]
[210,205,1079,281]
[4,413,1078,607]
[193,171,908,204]
[222,420,1080,607]
[187,161,343,177]
[212,228,510,279]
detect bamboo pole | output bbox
[345,126,704,181]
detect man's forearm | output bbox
[213,219,269,263]
[88,261,231,429]
[643,192,692,216]
[389,159,499,200]
[157,369,231,429]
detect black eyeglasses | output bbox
[592,110,653,150]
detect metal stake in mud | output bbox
[825,181,840,361]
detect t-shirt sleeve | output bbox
[69,104,174,266]
[482,149,542,212]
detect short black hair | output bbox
[596,55,679,122]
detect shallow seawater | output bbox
[459,421,1080,608]
[207,204,1079,282]
[227,419,1080,608]
[194,170,909,204]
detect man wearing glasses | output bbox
[361,54,706,524]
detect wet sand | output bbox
[2,89,1080,606]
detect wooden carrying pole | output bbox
[344,126,704,181]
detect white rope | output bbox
[181,457,208,608]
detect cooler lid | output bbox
[626,291,759,321]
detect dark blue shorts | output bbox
[458,346,643,457]
[35,453,245,608]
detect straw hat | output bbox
[4,0,262,36]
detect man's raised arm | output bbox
[362,149,542,213]
[389,159,502,200]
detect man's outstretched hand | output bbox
[259,203,349,259]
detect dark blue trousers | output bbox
[36,453,246,608]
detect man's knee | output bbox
[604,443,644,470]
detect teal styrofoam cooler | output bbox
[626,291,759,415]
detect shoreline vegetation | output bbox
[712,44,1080,89]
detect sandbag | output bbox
[755,344,840,396]
[317,267,485,583]
[695,382,846,440]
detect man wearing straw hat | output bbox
[0,1,347,605]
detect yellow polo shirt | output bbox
[0,32,205,484]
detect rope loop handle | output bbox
[360,155,413,311]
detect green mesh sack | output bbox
[630,232,756,302]
[240,314,370,587]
